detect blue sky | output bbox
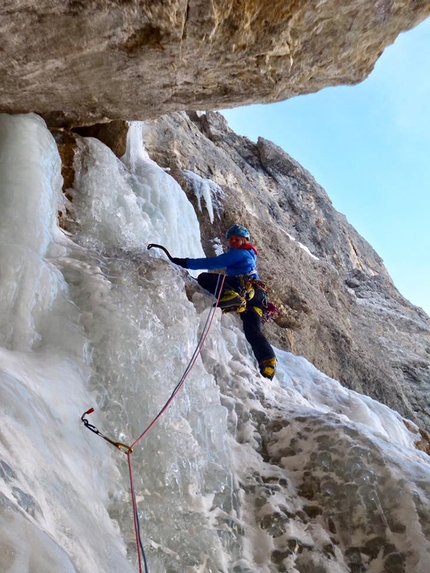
[222,17,430,316]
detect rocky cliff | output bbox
[136,111,430,435]
[53,110,430,436]
[1,1,430,126]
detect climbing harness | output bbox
[238,276,281,324]
[81,271,226,573]
[238,275,265,304]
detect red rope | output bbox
[127,275,225,571]
[131,276,225,449]
[127,452,144,573]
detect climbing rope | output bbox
[81,267,225,573]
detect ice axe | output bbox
[147,243,174,262]
[147,243,188,269]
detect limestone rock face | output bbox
[1,1,430,126]
[138,111,430,431]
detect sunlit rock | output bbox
[137,111,430,433]
[1,1,430,125]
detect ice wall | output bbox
[0,113,60,350]
[1,113,430,573]
[0,114,235,573]
[0,113,135,572]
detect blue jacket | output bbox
[186,247,258,277]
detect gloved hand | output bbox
[171,257,188,268]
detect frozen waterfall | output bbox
[0,113,430,573]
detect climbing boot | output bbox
[217,289,247,313]
[259,357,277,380]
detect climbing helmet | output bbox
[225,224,250,240]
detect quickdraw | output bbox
[262,301,281,324]
[81,408,133,454]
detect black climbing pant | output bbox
[197,272,276,366]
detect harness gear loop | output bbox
[237,276,281,323]
[238,275,254,301]
[239,275,269,307]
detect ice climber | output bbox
[171,224,277,380]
